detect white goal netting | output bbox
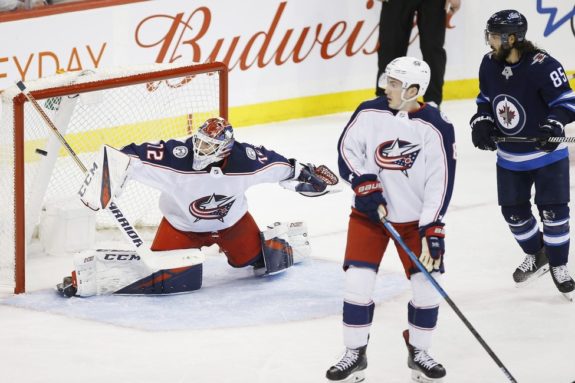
[0,62,227,293]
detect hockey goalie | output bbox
[57,117,339,297]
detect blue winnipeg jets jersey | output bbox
[338,98,456,227]
[121,138,294,232]
[475,50,575,171]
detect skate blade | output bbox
[515,265,550,288]
[411,370,443,383]
[561,291,574,302]
[327,370,365,382]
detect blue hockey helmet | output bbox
[485,10,527,46]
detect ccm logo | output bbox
[103,253,141,261]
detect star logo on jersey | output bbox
[189,194,235,222]
[492,94,526,135]
[374,139,421,177]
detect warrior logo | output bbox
[492,94,526,135]
[375,139,421,177]
[189,194,235,222]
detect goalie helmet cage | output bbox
[1,61,228,294]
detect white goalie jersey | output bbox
[338,98,456,227]
[120,138,296,233]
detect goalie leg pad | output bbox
[73,249,203,296]
[260,223,294,275]
[286,221,311,263]
[115,264,202,295]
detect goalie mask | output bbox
[192,117,234,170]
[378,57,431,103]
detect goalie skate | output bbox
[513,248,549,287]
[56,275,77,298]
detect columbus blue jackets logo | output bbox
[492,94,526,135]
[375,139,421,177]
[189,194,235,222]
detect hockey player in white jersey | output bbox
[326,57,456,382]
[57,117,339,297]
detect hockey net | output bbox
[0,62,228,293]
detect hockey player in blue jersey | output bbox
[326,57,456,382]
[470,9,575,300]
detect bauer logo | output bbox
[492,94,526,135]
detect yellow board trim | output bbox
[229,78,481,127]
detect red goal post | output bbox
[1,62,228,294]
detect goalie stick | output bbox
[15,81,199,270]
[493,136,575,144]
[378,207,518,383]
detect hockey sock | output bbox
[343,267,376,349]
[502,205,542,255]
[540,204,570,267]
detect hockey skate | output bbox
[513,248,549,286]
[325,345,367,382]
[56,275,77,298]
[550,265,575,302]
[403,330,446,383]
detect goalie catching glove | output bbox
[419,222,445,272]
[78,145,132,211]
[280,160,340,197]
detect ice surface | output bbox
[1,99,574,383]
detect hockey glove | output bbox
[419,222,445,272]
[280,161,340,197]
[352,173,387,223]
[535,119,564,152]
[470,114,498,151]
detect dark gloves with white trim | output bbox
[535,119,564,152]
[470,114,498,151]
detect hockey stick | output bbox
[15,81,200,270]
[379,208,518,383]
[493,136,575,144]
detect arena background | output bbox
[1,0,574,126]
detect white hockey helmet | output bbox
[192,117,234,170]
[378,57,431,99]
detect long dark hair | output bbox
[514,39,540,55]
